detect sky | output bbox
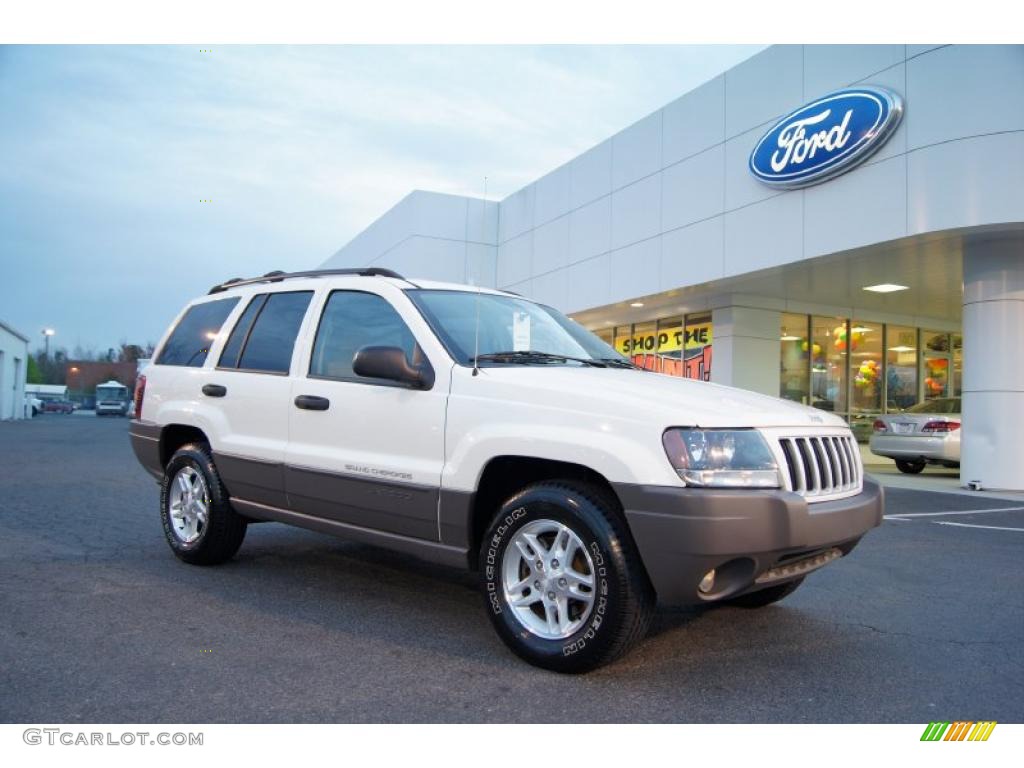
[0,45,763,354]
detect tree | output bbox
[26,355,43,385]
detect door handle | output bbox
[202,384,227,398]
[294,395,330,411]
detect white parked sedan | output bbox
[869,398,961,473]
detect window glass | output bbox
[629,321,658,367]
[593,327,614,347]
[613,325,633,357]
[885,325,918,411]
[849,321,882,413]
[409,290,619,365]
[652,317,683,376]
[922,331,951,402]
[780,312,810,404]
[156,297,240,367]
[811,317,847,414]
[218,294,267,369]
[682,313,712,381]
[952,333,963,396]
[311,291,418,380]
[237,291,313,373]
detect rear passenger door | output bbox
[203,290,314,508]
[285,289,448,541]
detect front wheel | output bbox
[896,459,926,474]
[479,480,654,673]
[160,443,247,565]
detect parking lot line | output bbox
[933,521,1024,532]
[884,506,1024,519]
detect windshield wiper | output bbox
[471,350,607,367]
[595,357,641,370]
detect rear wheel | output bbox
[725,577,805,608]
[160,443,247,565]
[479,480,654,673]
[896,459,926,474]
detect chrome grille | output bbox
[778,434,861,498]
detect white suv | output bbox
[130,268,883,672]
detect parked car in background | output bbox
[42,399,75,414]
[24,395,43,417]
[870,397,961,473]
[96,380,131,416]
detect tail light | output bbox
[873,419,887,433]
[133,375,147,419]
[922,420,960,433]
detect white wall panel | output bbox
[533,164,572,227]
[662,145,724,231]
[803,155,908,257]
[532,215,571,273]
[803,45,905,97]
[566,253,611,312]
[496,231,533,288]
[907,45,1024,150]
[612,111,662,189]
[498,185,535,243]
[724,45,803,138]
[568,196,612,264]
[907,132,1024,235]
[569,138,613,210]
[610,174,661,251]
[608,237,661,306]
[723,192,803,276]
[662,75,726,166]
[530,267,570,309]
[660,218,725,292]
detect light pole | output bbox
[42,328,55,359]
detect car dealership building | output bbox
[322,44,1024,491]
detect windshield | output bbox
[407,290,624,366]
[96,387,125,400]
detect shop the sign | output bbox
[749,87,903,189]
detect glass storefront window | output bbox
[780,312,810,404]
[613,325,633,358]
[952,334,963,396]
[849,321,882,413]
[594,327,614,347]
[922,330,952,402]
[885,326,918,411]
[811,316,847,415]
[682,312,712,381]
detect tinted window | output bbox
[237,291,313,373]
[219,294,267,368]
[157,297,240,367]
[310,291,417,381]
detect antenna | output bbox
[472,176,488,377]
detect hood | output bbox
[470,366,848,430]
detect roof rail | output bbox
[207,267,406,294]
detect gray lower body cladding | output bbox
[128,420,162,479]
[614,478,884,606]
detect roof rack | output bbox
[207,267,406,294]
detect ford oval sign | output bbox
[749,87,903,189]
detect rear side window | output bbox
[218,294,268,369]
[235,291,313,373]
[310,291,417,381]
[156,297,240,367]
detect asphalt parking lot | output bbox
[1,415,1021,723]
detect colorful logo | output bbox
[749,87,903,189]
[920,721,997,741]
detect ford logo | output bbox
[749,87,903,189]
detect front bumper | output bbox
[616,478,884,606]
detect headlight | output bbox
[662,428,780,488]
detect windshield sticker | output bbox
[512,311,531,351]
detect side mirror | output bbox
[352,346,434,389]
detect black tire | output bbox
[160,442,246,565]
[725,577,805,608]
[896,459,926,474]
[479,480,654,673]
